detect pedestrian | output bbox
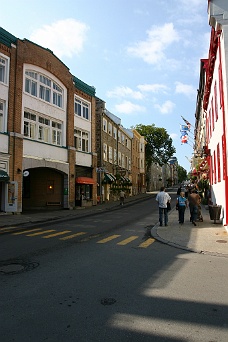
[156,186,171,226]
[188,189,201,226]
[177,186,182,195]
[176,191,188,224]
[119,190,125,206]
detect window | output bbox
[214,82,218,121]
[108,122,112,136]
[118,151,121,165]
[25,71,38,97]
[103,118,107,132]
[0,100,5,132]
[114,148,117,164]
[125,156,128,169]
[24,111,36,139]
[118,131,120,142]
[108,146,113,163]
[25,70,63,108]
[103,143,107,161]
[217,143,221,182]
[121,133,125,145]
[0,57,6,83]
[113,127,117,139]
[38,116,50,142]
[122,154,125,168]
[53,82,62,107]
[23,110,62,145]
[74,96,90,120]
[52,121,62,145]
[74,129,89,152]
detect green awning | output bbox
[104,173,115,183]
[0,170,10,182]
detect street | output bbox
[0,196,228,341]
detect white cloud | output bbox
[154,100,175,114]
[175,81,196,98]
[30,18,89,59]
[115,101,146,114]
[127,23,179,64]
[137,83,169,93]
[107,86,143,100]
[170,133,178,140]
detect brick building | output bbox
[0,27,97,212]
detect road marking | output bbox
[138,238,155,248]
[59,232,87,240]
[117,236,139,245]
[97,235,121,243]
[42,230,71,239]
[12,228,42,235]
[26,229,56,236]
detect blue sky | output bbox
[2,0,210,172]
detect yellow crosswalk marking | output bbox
[26,229,56,236]
[59,232,87,240]
[117,236,139,245]
[12,228,42,235]
[97,235,120,244]
[42,230,71,239]
[138,238,155,248]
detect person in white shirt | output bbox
[156,186,171,226]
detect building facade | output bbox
[0,27,97,213]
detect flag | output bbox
[181,116,191,129]
[180,124,189,132]
[181,135,188,144]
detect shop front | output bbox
[75,177,96,207]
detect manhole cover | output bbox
[100,298,116,306]
[216,240,227,243]
[0,260,39,275]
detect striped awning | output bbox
[0,170,9,182]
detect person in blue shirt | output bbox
[176,191,188,224]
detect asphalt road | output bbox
[0,196,228,341]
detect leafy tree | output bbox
[177,165,187,183]
[134,124,176,170]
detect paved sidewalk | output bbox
[151,204,228,257]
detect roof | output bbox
[73,76,96,97]
[0,27,18,47]
[104,109,121,125]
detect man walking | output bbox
[156,187,171,226]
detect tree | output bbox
[134,124,176,170]
[177,165,187,183]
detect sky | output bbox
[1,0,211,172]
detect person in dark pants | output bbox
[156,186,171,226]
[176,192,188,224]
[188,189,201,226]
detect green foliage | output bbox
[134,124,176,168]
[177,165,187,183]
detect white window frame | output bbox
[108,122,112,136]
[121,133,125,145]
[74,96,90,120]
[118,151,121,165]
[108,146,113,163]
[103,118,107,132]
[74,128,90,152]
[0,56,7,84]
[103,143,107,161]
[114,148,117,164]
[23,110,62,145]
[0,100,5,132]
[122,154,125,168]
[25,70,63,108]
[113,127,117,139]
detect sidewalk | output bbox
[151,204,228,257]
[1,192,228,257]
